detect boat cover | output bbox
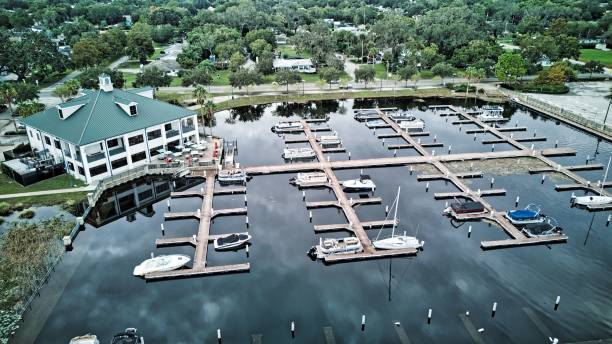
[451,201,484,213]
[507,209,538,220]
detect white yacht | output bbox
[289,172,328,187]
[372,187,424,250]
[308,237,363,259]
[283,147,316,159]
[477,105,504,120]
[571,156,612,207]
[342,175,376,191]
[69,334,99,344]
[318,135,341,146]
[214,233,252,250]
[133,254,190,276]
[217,169,248,183]
[272,121,303,132]
[398,117,425,131]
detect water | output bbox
[16,98,612,343]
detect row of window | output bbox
[88,150,149,177]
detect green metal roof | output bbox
[21,88,195,146]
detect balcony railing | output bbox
[86,152,106,163]
[108,146,126,156]
[166,129,179,138]
[181,125,195,133]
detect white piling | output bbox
[492,144,495,152]
[448,145,452,154]
[394,149,397,157]
[477,189,481,196]
[418,138,421,144]
[516,196,520,206]
[468,225,472,237]
[167,199,170,209]
[534,129,537,137]
[492,302,497,317]
[510,133,514,139]
[161,223,165,234]
[427,309,432,323]
[586,155,590,164]
[244,194,248,205]
[200,187,204,193]
[173,181,176,188]
[426,182,429,192]
[309,211,313,222]
[361,314,366,331]
[607,214,611,226]
[432,150,436,156]
[348,152,351,160]
[531,144,535,150]
[542,174,546,183]
[327,156,330,162]
[302,190,306,200]
[385,205,389,215]
[474,133,477,141]
[410,166,414,174]
[291,321,295,336]
[246,216,249,227]
[382,138,385,145]
[445,201,448,208]
[555,140,558,148]
[491,177,494,187]
[217,329,222,340]
[150,252,154,258]
[434,134,437,142]
[555,295,560,310]
[197,209,201,217]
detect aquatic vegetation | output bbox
[445,157,549,176]
[18,209,35,219]
[0,204,10,217]
[410,163,440,175]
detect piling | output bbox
[541,174,546,184]
[385,205,389,216]
[302,190,306,201]
[309,211,313,222]
[197,209,201,217]
[173,181,176,189]
[586,155,590,164]
[491,177,494,187]
[555,140,558,148]
[468,225,472,238]
[200,187,204,193]
[217,329,222,342]
[555,296,560,310]
[291,321,295,338]
[361,314,366,331]
[432,150,436,156]
[244,194,248,205]
[534,129,537,137]
[167,199,170,210]
[246,216,249,227]
[434,134,437,142]
[448,145,452,154]
[418,138,421,144]
[410,166,413,174]
[516,196,520,207]
[470,162,474,171]
[492,302,497,318]
[161,223,165,235]
[394,149,397,157]
[426,182,429,192]
[607,214,611,226]
[474,133,477,141]
[348,152,351,160]
[427,309,432,324]
[492,144,495,152]
[382,138,385,145]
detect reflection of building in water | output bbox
[88,176,202,227]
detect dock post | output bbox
[309,211,313,222]
[490,177,494,187]
[477,189,481,196]
[427,309,432,324]
[244,194,248,205]
[492,302,497,318]
[394,149,397,157]
[361,314,366,331]
[161,223,165,235]
[302,190,306,201]
[533,129,537,137]
[586,155,590,164]
[531,144,535,151]
[434,135,437,142]
[418,138,421,144]
[327,156,330,162]
[360,169,363,176]
[246,244,249,257]
[541,175,546,184]
[426,182,429,192]
[555,140,558,148]
[410,166,413,175]
[491,144,495,152]
[291,321,295,338]
[607,214,611,226]
[246,216,249,228]
[510,133,514,139]
[373,129,376,136]
[167,199,170,210]
[468,225,472,238]
[348,152,351,160]
[470,162,473,171]
[217,329,222,342]
[197,209,201,217]
[445,201,448,208]
[173,181,176,189]
[474,133,477,141]
[382,138,385,146]
[448,145,452,154]
[459,124,462,131]
[200,187,204,193]
[515,196,520,207]
[385,205,389,216]
[432,150,436,157]
[555,296,560,310]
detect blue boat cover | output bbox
[508,209,538,220]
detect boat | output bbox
[283,147,316,159]
[477,105,504,120]
[372,187,424,250]
[133,254,190,276]
[443,199,486,217]
[111,328,144,344]
[214,233,252,250]
[69,334,99,344]
[217,169,248,183]
[342,175,376,191]
[318,135,341,147]
[504,203,545,225]
[398,117,425,131]
[571,156,612,207]
[272,121,303,132]
[289,172,328,187]
[365,119,387,128]
[389,111,416,122]
[307,237,363,259]
[522,218,563,238]
[353,109,379,121]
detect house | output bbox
[19,74,200,184]
[273,58,316,73]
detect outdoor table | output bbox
[172,152,182,158]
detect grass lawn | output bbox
[0,172,85,195]
[356,64,389,79]
[277,45,310,58]
[124,72,137,87]
[579,49,612,67]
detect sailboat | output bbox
[571,156,612,207]
[372,187,424,250]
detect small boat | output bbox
[272,121,303,132]
[373,187,424,250]
[214,233,252,250]
[365,119,387,128]
[289,172,328,187]
[398,117,425,131]
[353,109,379,121]
[571,156,612,207]
[522,218,563,238]
[307,237,363,259]
[133,254,190,276]
[389,112,416,122]
[318,135,341,147]
[111,328,144,344]
[443,200,486,217]
[477,105,504,120]
[505,203,545,225]
[283,147,316,159]
[69,334,99,344]
[342,175,375,191]
[217,169,248,183]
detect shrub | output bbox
[18,209,35,219]
[12,203,24,211]
[501,82,569,94]
[0,203,11,216]
[419,70,434,79]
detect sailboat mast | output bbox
[392,186,400,238]
[600,156,611,195]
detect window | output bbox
[111,157,128,169]
[89,164,108,176]
[107,138,120,148]
[129,105,137,116]
[167,140,179,149]
[164,123,172,131]
[149,145,162,157]
[128,134,144,146]
[147,129,162,140]
[131,151,146,163]
[28,130,32,138]
[78,166,84,175]
[67,162,74,171]
[36,133,40,141]
[44,136,51,145]
[54,139,61,149]
[58,108,64,119]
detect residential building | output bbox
[273,58,316,73]
[19,74,200,184]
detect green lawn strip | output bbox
[0,173,85,195]
[579,49,612,67]
[0,192,88,209]
[277,45,310,58]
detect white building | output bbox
[20,75,200,184]
[273,58,316,73]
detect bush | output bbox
[12,203,24,211]
[0,203,11,216]
[502,82,569,94]
[18,209,35,219]
[62,200,76,213]
[419,70,434,79]
[451,83,477,92]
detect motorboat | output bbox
[69,334,99,344]
[283,147,316,159]
[289,172,328,187]
[353,109,379,121]
[443,200,486,217]
[373,187,424,250]
[571,156,612,207]
[477,105,504,120]
[504,204,545,225]
[389,111,416,122]
[217,169,248,183]
[522,218,563,238]
[111,328,144,344]
[365,119,388,128]
[398,117,425,131]
[318,135,342,147]
[272,121,303,132]
[133,254,190,276]
[214,233,252,250]
[307,237,363,259]
[342,175,376,191]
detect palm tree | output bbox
[203,99,216,136]
[463,67,485,101]
[193,85,208,136]
[0,84,18,131]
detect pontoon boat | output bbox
[342,175,376,191]
[283,147,316,159]
[217,169,248,183]
[307,237,363,259]
[289,172,328,187]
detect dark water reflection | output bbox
[22,98,612,343]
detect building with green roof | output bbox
[19,75,200,184]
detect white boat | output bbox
[318,135,341,146]
[217,169,248,183]
[365,119,387,128]
[522,218,563,238]
[389,111,416,122]
[398,118,425,131]
[373,187,424,250]
[69,334,99,344]
[307,237,363,259]
[571,156,612,207]
[342,175,376,191]
[133,254,190,276]
[214,233,252,250]
[272,121,303,132]
[283,147,316,159]
[477,105,504,120]
[504,203,545,225]
[289,172,328,187]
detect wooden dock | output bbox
[305,197,382,209]
[313,220,396,233]
[434,189,506,199]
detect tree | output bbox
[582,61,604,78]
[15,101,45,117]
[430,63,456,85]
[134,67,171,88]
[495,52,526,84]
[193,85,209,134]
[355,65,376,88]
[78,68,125,89]
[228,69,262,94]
[0,84,16,117]
[181,66,213,87]
[275,70,302,93]
[411,72,421,89]
[12,83,39,103]
[450,40,502,75]
[397,65,417,86]
[463,66,486,98]
[249,39,272,59]
[292,22,336,66]
[319,67,341,89]
[100,28,127,58]
[257,51,274,75]
[72,36,105,69]
[1,32,67,81]
[229,52,246,72]
[53,79,81,102]
[126,22,155,64]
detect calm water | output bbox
[17,98,612,343]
